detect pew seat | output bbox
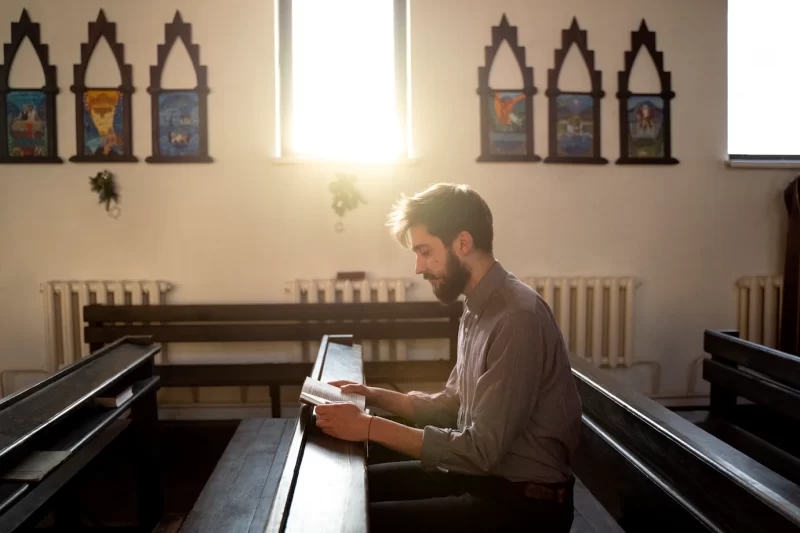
[702,329,800,484]
[178,418,294,533]
[571,478,624,533]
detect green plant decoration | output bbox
[329,173,366,232]
[89,169,121,218]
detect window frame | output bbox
[276,0,409,161]
[727,1,800,169]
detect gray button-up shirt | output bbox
[408,262,583,483]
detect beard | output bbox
[424,249,470,304]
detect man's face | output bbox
[409,225,469,303]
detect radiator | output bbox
[736,275,783,349]
[521,276,638,368]
[285,278,412,361]
[40,280,174,371]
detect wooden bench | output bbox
[572,352,800,532]
[170,330,800,532]
[176,418,293,532]
[701,328,800,484]
[175,334,365,532]
[0,336,163,532]
[83,302,461,417]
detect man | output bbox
[314,183,583,531]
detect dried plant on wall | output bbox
[146,11,212,163]
[70,10,136,163]
[545,17,607,165]
[329,173,366,233]
[89,169,121,218]
[616,20,678,165]
[0,10,61,163]
[477,15,540,162]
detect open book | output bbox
[299,377,365,411]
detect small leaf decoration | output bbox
[329,173,366,218]
[89,169,120,212]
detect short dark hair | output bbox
[387,183,494,253]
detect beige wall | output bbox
[0,0,794,403]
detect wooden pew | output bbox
[572,353,800,532]
[176,331,800,532]
[701,329,800,484]
[0,336,163,532]
[83,302,462,417]
[177,334,366,533]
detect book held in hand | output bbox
[299,377,365,410]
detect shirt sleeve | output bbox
[407,363,460,428]
[419,310,545,475]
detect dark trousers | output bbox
[367,444,574,532]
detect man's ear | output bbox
[453,231,473,257]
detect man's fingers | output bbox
[328,380,356,388]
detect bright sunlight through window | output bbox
[288,0,404,162]
[728,0,800,158]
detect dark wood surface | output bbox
[0,337,159,475]
[265,336,368,533]
[178,418,293,533]
[84,302,462,323]
[570,478,624,533]
[0,419,129,533]
[704,329,800,389]
[570,354,800,532]
[0,337,163,532]
[703,358,800,420]
[283,342,367,533]
[702,328,800,485]
[85,321,453,344]
[781,177,800,355]
[84,302,461,417]
[154,360,453,388]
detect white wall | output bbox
[0,0,794,402]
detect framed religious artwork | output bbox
[477,15,539,162]
[544,18,607,165]
[146,11,212,163]
[616,20,678,165]
[0,10,62,163]
[70,10,136,163]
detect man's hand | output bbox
[314,402,372,442]
[328,380,376,403]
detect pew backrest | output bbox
[571,353,800,533]
[703,329,800,420]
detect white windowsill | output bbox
[271,155,422,166]
[726,158,800,169]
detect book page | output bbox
[301,377,363,409]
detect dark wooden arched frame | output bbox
[476,15,539,162]
[146,11,212,163]
[617,20,678,165]
[0,9,62,163]
[544,17,607,165]
[70,10,137,163]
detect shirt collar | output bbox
[464,261,507,315]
